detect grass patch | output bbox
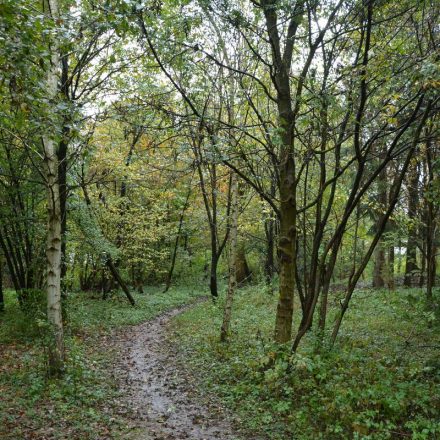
[172,285,440,439]
[0,285,205,439]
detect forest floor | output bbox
[172,285,440,439]
[1,284,439,439]
[1,286,236,439]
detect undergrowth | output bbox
[0,285,204,439]
[173,285,440,440]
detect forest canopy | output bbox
[0,0,439,439]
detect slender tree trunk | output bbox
[264,181,276,285]
[397,237,403,276]
[58,53,70,296]
[404,162,420,286]
[106,258,135,306]
[164,183,192,293]
[260,0,312,344]
[317,274,329,332]
[101,268,108,300]
[426,237,437,302]
[264,216,275,284]
[0,233,20,295]
[236,245,251,286]
[209,251,219,298]
[275,160,297,343]
[221,172,239,341]
[59,136,68,297]
[44,94,64,377]
[264,4,298,344]
[388,245,395,290]
[425,140,437,302]
[0,255,4,312]
[372,155,387,288]
[372,244,386,288]
[194,149,222,300]
[43,0,64,377]
[420,237,426,287]
[81,179,135,306]
[386,164,396,291]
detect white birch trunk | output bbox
[43,0,64,375]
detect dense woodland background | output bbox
[0,0,439,439]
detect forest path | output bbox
[113,301,241,440]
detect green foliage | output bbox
[17,288,46,316]
[0,0,439,438]
[70,199,119,260]
[0,290,43,344]
[67,285,204,331]
[173,286,440,439]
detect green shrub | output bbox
[17,288,46,317]
[173,285,440,439]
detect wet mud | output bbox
[113,303,242,440]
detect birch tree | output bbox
[42,0,64,376]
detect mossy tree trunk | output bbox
[425,139,438,302]
[404,161,420,286]
[0,255,4,312]
[221,172,239,342]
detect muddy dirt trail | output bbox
[113,303,242,440]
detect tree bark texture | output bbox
[43,0,64,376]
[221,172,239,342]
[404,162,420,286]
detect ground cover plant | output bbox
[173,285,440,439]
[0,286,204,439]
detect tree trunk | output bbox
[44,93,64,377]
[194,151,223,300]
[101,268,108,300]
[419,237,426,288]
[373,240,385,289]
[372,243,386,288]
[58,52,70,296]
[264,216,275,284]
[387,245,395,290]
[221,172,239,341]
[404,162,420,286]
[43,0,64,377]
[236,245,251,286]
[426,238,437,302]
[58,136,68,296]
[318,271,330,332]
[425,140,437,302]
[0,255,4,312]
[330,99,430,345]
[264,182,276,285]
[372,154,387,288]
[209,252,218,298]
[397,237,403,276]
[260,0,306,344]
[274,160,296,343]
[106,258,135,306]
[163,183,191,293]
